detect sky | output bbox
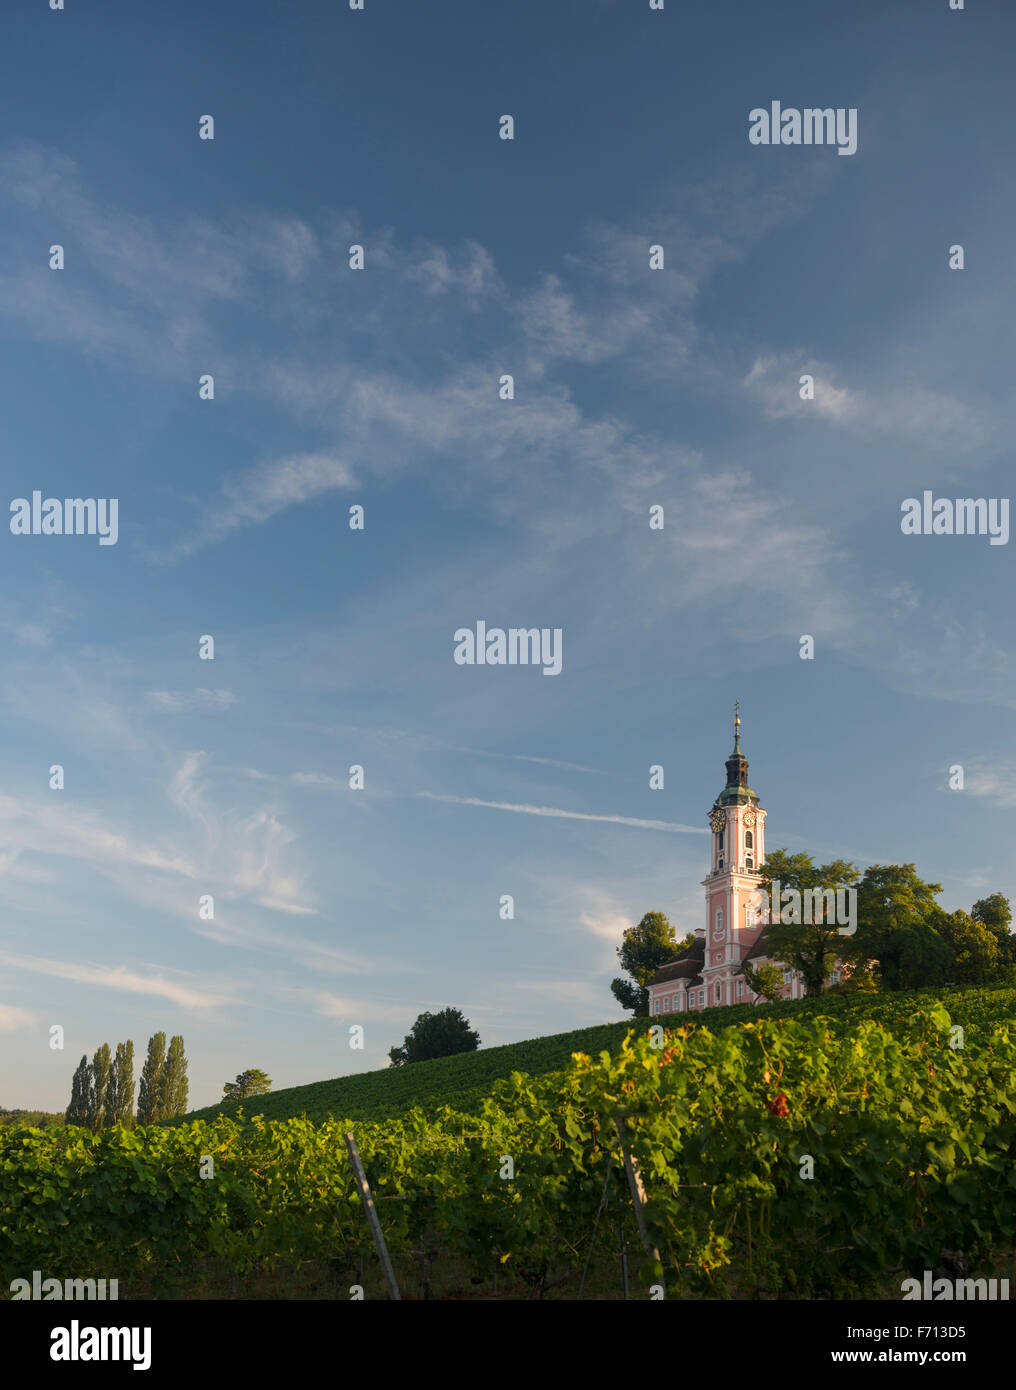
[1,0,1014,1111]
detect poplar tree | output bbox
[88,1043,112,1131]
[107,1040,136,1127]
[65,1055,90,1126]
[158,1035,188,1119]
[137,1032,166,1123]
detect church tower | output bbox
[700,703,767,1007]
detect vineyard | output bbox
[177,983,1016,1125]
[4,987,1016,1299]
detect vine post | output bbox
[345,1131,401,1301]
[613,1116,661,1267]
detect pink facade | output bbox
[647,711,837,1014]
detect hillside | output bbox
[178,984,1016,1125]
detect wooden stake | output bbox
[613,1117,662,1266]
[345,1131,401,1301]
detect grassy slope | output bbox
[177,984,1016,1127]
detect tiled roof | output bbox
[741,931,771,965]
[647,936,704,986]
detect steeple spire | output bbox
[716,702,757,806]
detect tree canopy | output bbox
[388,1007,480,1067]
[610,911,688,1017]
[759,849,859,995]
[223,1068,273,1102]
[846,863,949,991]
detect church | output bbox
[647,708,829,1014]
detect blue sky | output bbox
[1,0,1014,1110]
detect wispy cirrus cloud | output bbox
[417,792,707,834]
[0,951,231,1009]
[167,754,318,915]
[0,1003,35,1032]
[161,452,356,561]
[147,689,239,713]
[0,793,198,878]
[743,353,991,451]
[954,758,1016,810]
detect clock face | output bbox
[744,810,757,827]
[710,809,726,833]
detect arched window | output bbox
[715,908,723,934]
[746,854,754,870]
[745,830,753,849]
[715,983,722,1003]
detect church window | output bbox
[662,995,670,1012]
[746,854,754,870]
[715,908,723,934]
[737,978,744,998]
[715,984,722,1003]
[745,830,753,849]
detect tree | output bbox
[388,1007,481,1067]
[86,1043,112,1132]
[137,1032,166,1124]
[610,912,684,1017]
[935,908,1002,985]
[158,1035,188,1119]
[65,1055,90,1126]
[759,849,859,995]
[222,1069,272,1102]
[972,894,1014,961]
[971,892,1012,934]
[847,864,948,991]
[742,960,784,1004]
[106,1040,135,1128]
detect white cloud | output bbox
[416,792,708,834]
[165,452,355,559]
[957,759,1016,810]
[308,992,416,1025]
[407,240,499,299]
[0,794,198,878]
[166,755,318,915]
[0,952,230,1009]
[0,1003,35,1033]
[147,689,238,713]
[744,353,990,450]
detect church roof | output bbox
[648,936,704,986]
[741,931,771,965]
